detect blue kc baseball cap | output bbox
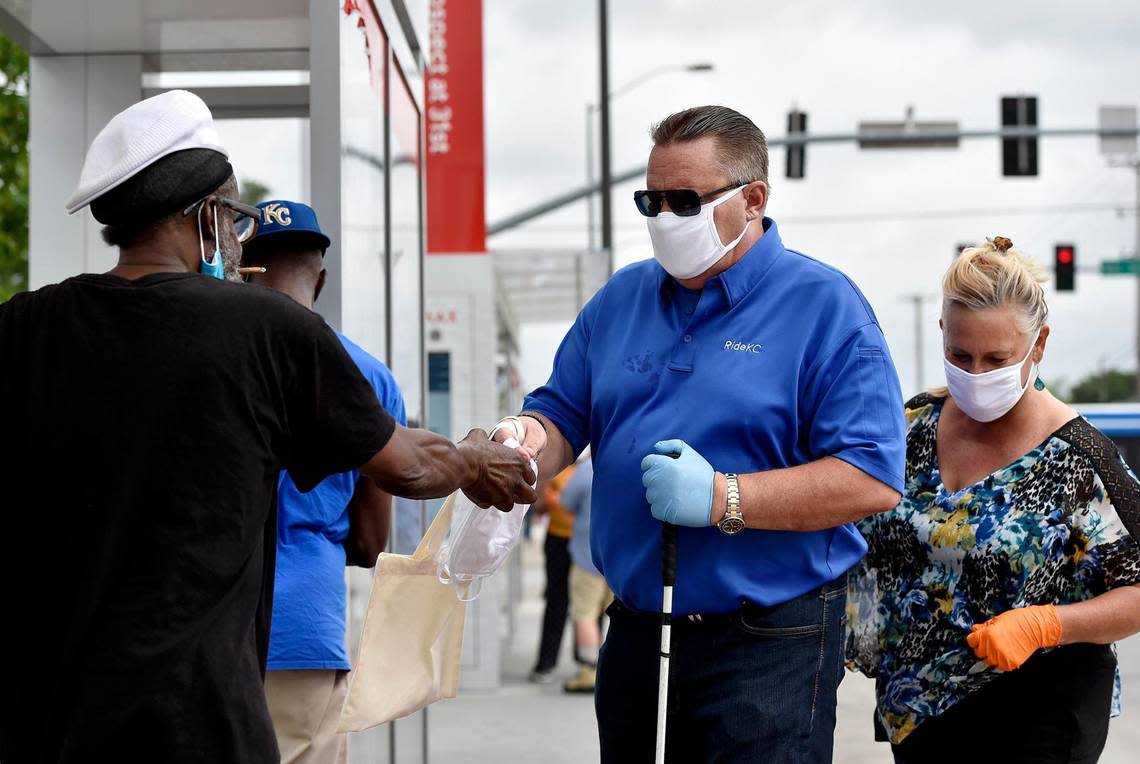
[244,199,331,255]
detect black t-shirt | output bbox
[0,273,395,763]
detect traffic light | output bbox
[1001,96,1038,176]
[1055,243,1075,291]
[786,109,807,179]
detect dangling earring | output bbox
[1034,376,1046,391]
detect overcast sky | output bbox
[484,0,1140,399]
[219,0,1140,402]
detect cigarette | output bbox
[238,267,267,275]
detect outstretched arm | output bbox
[360,425,536,512]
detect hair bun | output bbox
[990,235,1014,253]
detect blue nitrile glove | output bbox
[640,439,715,527]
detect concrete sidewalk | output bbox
[425,536,1140,763]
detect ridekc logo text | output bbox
[724,340,762,354]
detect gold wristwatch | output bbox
[716,473,745,536]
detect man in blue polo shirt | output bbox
[496,106,906,762]
[241,200,406,764]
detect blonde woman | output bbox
[848,237,1140,763]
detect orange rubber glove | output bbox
[967,605,1063,671]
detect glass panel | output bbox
[388,58,428,568]
[389,61,424,430]
[339,5,392,762]
[339,0,388,362]
[214,117,308,205]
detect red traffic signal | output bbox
[1055,244,1075,291]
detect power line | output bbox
[494,202,1129,235]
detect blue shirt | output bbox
[561,460,598,576]
[267,331,407,670]
[523,219,905,615]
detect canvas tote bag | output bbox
[339,493,469,731]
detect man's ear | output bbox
[744,181,767,221]
[314,268,327,303]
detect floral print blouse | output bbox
[847,393,1140,744]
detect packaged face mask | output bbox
[437,423,537,601]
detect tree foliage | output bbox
[0,32,27,303]
[240,179,270,206]
[1067,369,1136,404]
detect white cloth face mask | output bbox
[646,185,750,279]
[943,330,1040,423]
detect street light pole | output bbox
[901,293,937,395]
[586,104,597,256]
[598,0,613,275]
[587,59,715,275]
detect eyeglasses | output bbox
[182,196,262,243]
[633,183,744,218]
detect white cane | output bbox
[656,521,678,764]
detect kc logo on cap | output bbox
[247,199,332,254]
[262,203,292,226]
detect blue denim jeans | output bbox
[595,576,847,763]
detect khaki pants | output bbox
[265,669,349,764]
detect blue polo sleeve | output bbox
[802,322,906,493]
[521,294,598,456]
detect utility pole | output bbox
[585,104,596,255]
[901,293,937,394]
[597,0,613,275]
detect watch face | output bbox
[719,516,746,535]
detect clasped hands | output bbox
[457,427,536,512]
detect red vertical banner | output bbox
[425,0,486,254]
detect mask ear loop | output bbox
[709,185,750,252]
[211,202,222,266]
[197,202,209,265]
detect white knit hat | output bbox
[66,89,229,214]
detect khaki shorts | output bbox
[569,563,613,622]
[265,669,348,764]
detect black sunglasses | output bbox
[633,183,744,218]
[182,195,263,243]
